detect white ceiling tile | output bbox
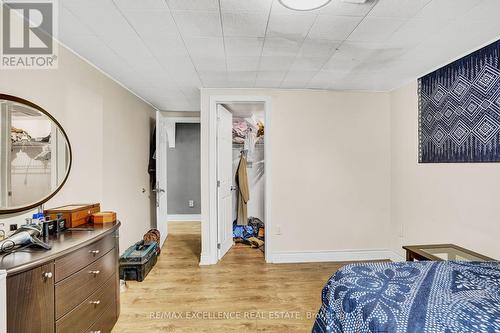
[222,11,269,37]
[113,0,167,10]
[67,5,136,44]
[173,11,222,37]
[227,57,260,71]
[225,81,256,88]
[259,56,295,71]
[415,0,482,20]
[227,71,257,82]
[299,38,340,58]
[308,71,335,89]
[155,55,196,73]
[385,17,450,48]
[121,10,178,37]
[467,0,500,20]
[281,71,317,88]
[368,0,431,18]
[166,0,219,11]
[192,56,226,71]
[256,71,287,81]
[144,35,189,58]
[65,36,130,77]
[199,71,227,81]
[347,17,406,42]
[290,56,329,71]
[63,0,115,9]
[59,7,94,39]
[267,12,317,40]
[221,0,273,12]
[104,34,153,62]
[262,37,302,56]
[320,0,376,16]
[308,15,362,40]
[255,80,282,88]
[225,37,264,56]
[323,42,382,71]
[184,37,225,57]
[178,86,201,101]
[60,0,500,109]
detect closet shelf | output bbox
[232,142,264,147]
[11,141,50,148]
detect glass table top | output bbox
[420,247,486,261]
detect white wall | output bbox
[0,45,155,252]
[390,81,500,260]
[201,89,392,263]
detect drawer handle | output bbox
[89,300,101,305]
[89,331,101,333]
[43,272,53,279]
[89,250,100,256]
[89,270,101,276]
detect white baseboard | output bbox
[168,214,201,222]
[199,252,217,266]
[269,249,404,264]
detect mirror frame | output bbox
[0,93,73,214]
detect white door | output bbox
[217,105,233,260]
[156,111,168,247]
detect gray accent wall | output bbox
[167,123,201,214]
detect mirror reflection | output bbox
[0,97,71,212]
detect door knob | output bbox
[89,300,101,305]
[89,250,100,255]
[43,272,53,279]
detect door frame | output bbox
[164,116,201,223]
[156,111,169,248]
[205,95,272,265]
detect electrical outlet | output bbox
[275,225,282,235]
[188,200,195,208]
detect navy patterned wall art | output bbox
[419,39,500,163]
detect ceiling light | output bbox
[278,0,332,11]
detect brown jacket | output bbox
[236,155,250,225]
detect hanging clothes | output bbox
[236,153,250,225]
[244,127,257,162]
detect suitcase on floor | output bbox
[119,240,158,282]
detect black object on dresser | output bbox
[1,221,121,333]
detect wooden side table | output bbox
[403,244,494,261]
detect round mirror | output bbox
[0,94,72,214]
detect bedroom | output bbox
[0,0,499,332]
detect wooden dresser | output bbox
[0,222,121,333]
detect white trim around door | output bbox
[201,96,272,265]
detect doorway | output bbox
[206,96,272,265]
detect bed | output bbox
[312,261,500,333]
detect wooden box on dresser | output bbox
[2,222,121,333]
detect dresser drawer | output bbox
[55,249,116,319]
[56,274,116,333]
[86,303,118,333]
[55,235,114,282]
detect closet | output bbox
[224,103,266,254]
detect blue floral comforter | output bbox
[312,261,500,333]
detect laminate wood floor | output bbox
[112,222,352,333]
